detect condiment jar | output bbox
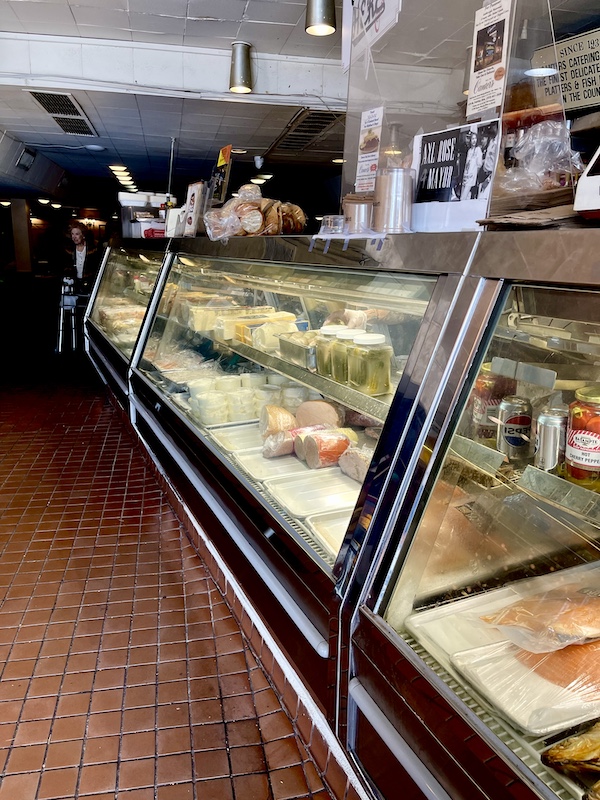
[315,325,347,378]
[331,329,366,385]
[348,333,393,396]
[565,384,600,492]
[471,363,517,444]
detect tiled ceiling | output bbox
[0,0,345,192]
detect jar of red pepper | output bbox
[565,384,600,492]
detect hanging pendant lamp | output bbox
[305,0,336,36]
[229,41,253,94]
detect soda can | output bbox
[496,396,532,462]
[534,405,568,473]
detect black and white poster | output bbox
[411,120,499,231]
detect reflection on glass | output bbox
[137,254,434,568]
[382,283,600,798]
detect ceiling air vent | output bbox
[54,117,96,136]
[28,91,98,137]
[265,109,345,160]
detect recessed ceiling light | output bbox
[38,198,50,204]
[332,158,346,164]
[256,173,273,180]
[0,201,10,207]
[250,177,266,184]
[231,193,239,197]
[315,216,324,221]
[51,203,61,208]
[110,166,128,172]
[231,148,247,154]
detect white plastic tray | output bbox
[452,641,600,736]
[305,509,353,558]
[264,470,361,519]
[405,561,600,736]
[232,448,311,482]
[209,423,263,453]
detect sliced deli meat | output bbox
[262,424,328,459]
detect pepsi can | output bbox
[497,396,532,462]
[534,405,568,474]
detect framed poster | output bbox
[411,120,500,231]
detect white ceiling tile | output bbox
[188,0,246,19]
[131,31,184,45]
[184,19,241,37]
[129,0,188,14]
[71,6,129,27]
[129,13,186,33]
[181,35,236,48]
[9,1,74,23]
[76,25,132,39]
[245,1,304,25]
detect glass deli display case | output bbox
[344,233,600,800]
[85,243,167,403]
[126,234,476,710]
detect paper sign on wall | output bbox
[467,0,512,118]
[355,106,383,192]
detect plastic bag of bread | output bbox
[204,198,243,242]
[481,582,600,653]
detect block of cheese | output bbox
[235,311,296,345]
[213,306,275,341]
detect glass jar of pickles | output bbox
[315,326,347,378]
[331,329,366,385]
[348,334,393,396]
[565,384,600,492]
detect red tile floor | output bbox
[0,363,333,799]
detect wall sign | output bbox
[467,0,512,118]
[532,28,600,112]
[355,106,383,192]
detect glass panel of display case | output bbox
[380,283,600,799]
[89,247,164,358]
[137,254,435,567]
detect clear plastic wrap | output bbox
[496,121,584,196]
[204,184,306,241]
[481,583,600,652]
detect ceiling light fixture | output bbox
[0,201,10,207]
[51,203,61,209]
[250,177,266,185]
[306,0,336,36]
[38,198,50,204]
[229,41,253,94]
[332,158,346,164]
[30,143,105,151]
[256,173,273,180]
[110,166,129,172]
[231,148,247,154]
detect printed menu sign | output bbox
[411,120,499,231]
[355,106,383,192]
[531,28,600,112]
[467,0,512,118]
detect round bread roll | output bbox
[240,208,264,234]
[238,183,262,199]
